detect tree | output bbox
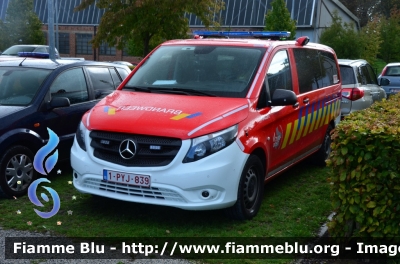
[379,7,400,62]
[373,0,400,18]
[75,0,224,56]
[359,16,382,64]
[339,0,375,28]
[264,0,296,39]
[319,11,362,59]
[0,0,44,50]
[340,0,400,26]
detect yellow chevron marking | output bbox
[336,100,341,116]
[281,123,292,149]
[315,106,323,130]
[303,113,312,137]
[325,103,332,125]
[309,108,317,133]
[331,101,336,120]
[289,119,299,145]
[319,105,327,128]
[296,116,306,141]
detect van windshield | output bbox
[124,45,265,98]
[0,67,51,106]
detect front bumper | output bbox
[71,135,249,210]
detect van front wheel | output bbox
[225,155,264,220]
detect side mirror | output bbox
[270,89,298,106]
[379,78,390,86]
[48,97,70,109]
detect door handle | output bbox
[303,98,309,104]
[293,102,299,108]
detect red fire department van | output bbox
[71,31,341,220]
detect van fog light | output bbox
[199,189,217,200]
[202,191,210,198]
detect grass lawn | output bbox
[0,158,334,263]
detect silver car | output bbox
[338,59,387,118]
[378,62,400,98]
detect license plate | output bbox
[390,89,400,93]
[103,169,151,187]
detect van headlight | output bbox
[75,122,87,151]
[183,125,238,163]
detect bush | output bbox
[327,94,400,238]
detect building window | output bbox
[123,46,130,56]
[76,34,93,55]
[58,33,69,54]
[99,42,116,55]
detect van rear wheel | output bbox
[314,125,333,166]
[225,155,264,220]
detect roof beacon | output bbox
[193,31,291,40]
[18,52,50,58]
[295,36,310,46]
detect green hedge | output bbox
[327,93,400,238]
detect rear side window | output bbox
[366,64,378,85]
[87,67,115,90]
[293,49,339,94]
[360,65,377,85]
[115,68,129,80]
[339,66,355,85]
[110,68,122,87]
[50,68,89,104]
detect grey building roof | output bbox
[1,0,105,25]
[188,0,316,28]
[0,0,356,29]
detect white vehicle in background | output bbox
[338,59,387,118]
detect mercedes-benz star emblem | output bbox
[119,139,137,159]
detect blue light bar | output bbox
[18,52,50,58]
[193,31,291,39]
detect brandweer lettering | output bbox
[117,106,182,115]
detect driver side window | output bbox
[267,50,293,99]
[50,68,89,104]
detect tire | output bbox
[314,125,333,166]
[0,146,37,198]
[224,155,264,220]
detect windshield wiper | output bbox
[123,86,217,96]
[123,86,152,93]
[172,88,216,97]
[151,87,217,97]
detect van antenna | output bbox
[19,57,27,66]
